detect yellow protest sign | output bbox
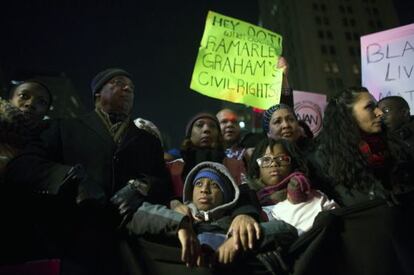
[190,11,283,109]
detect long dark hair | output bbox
[247,138,309,180]
[317,86,381,190]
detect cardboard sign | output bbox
[361,23,414,114]
[190,11,284,109]
[293,90,327,136]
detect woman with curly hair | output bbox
[314,86,396,206]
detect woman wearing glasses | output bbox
[247,138,336,235]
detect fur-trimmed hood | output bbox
[183,161,239,222]
[0,97,45,149]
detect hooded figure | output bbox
[127,161,298,269]
[183,161,239,223]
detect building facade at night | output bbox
[258,0,399,97]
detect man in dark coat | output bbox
[378,96,414,190]
[5,68,172,274]
[378,96,414,157]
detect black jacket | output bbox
[6,111,171,203]
[5,111,172,274]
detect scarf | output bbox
[359,134,387,168]
[95,108,130,144]
[253,171,312,206]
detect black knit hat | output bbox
[90,68,131,96]
[185,112,220,138]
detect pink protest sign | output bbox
[293,90,327,136]
[361,23,414,114]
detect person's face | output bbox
[267,109,301,142]
[190,118,220,148]
[96,76,134,115]
[192,177,224,211]
[259,144,292,186]
[352,92,383,134]
[9,82,51,121]
[216,110,240,145]
[378,99,408,132]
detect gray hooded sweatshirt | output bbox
[127,161,298,250]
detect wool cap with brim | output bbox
[262,103,296,134]
[185,113,220,138]
[90,68,131,96]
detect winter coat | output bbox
[0,98,49,264]
[4,110,172,275]
[127,162,298,275]
[386,117,414,191]
[288,191,414,275]
[130,161,297,247]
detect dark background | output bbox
[0,0,412,148]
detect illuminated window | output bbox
[324,62,331,73]
[331,62,339,73]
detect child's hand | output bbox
[216,237,238,264]
[177,219,201,267]
[228,214,261,251]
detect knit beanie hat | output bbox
[262,103,296,134]
[90,68,131,96]
[192,167,233,203]
[185,113,220,138]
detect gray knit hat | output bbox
[262,103,296,134]
[185,112,220,138]
[90,68,131,96]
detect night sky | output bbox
[0,1,258,148]
[0,1,412,148]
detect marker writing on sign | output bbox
[366,41,414,64]
[211,15,240,31]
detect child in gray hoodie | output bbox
[126,161,298,272]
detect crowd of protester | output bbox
[0,63,413,275]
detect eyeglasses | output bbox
[110,79,135,92]
[256,155,291,168]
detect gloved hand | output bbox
[110,179,149,227]
[58,164,87,203]
[58,164,106,206]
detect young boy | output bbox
[126,161,298,272]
